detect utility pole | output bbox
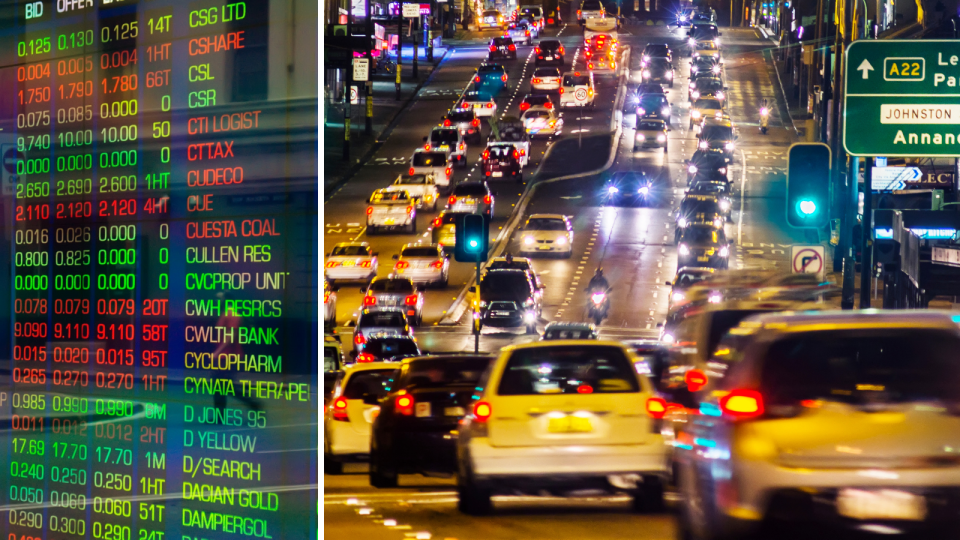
[413,16,419,79]
[396,11,403,100]
[344,6,353,161]
[365,0,373,135]
[474,262,481,353]
[860,159,873,308]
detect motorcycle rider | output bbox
[586,268,611,320]
[759,98,770,133]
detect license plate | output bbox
[415,402,432,418]
[547,415,593,433]
[697,256,709,262]
[836,489,927,521]
[492,311,511,316]
[384,218,395,224]
[492,171,503,177]
[342,261,355,267]
[546,56,554,60]
[539,245,551,250]
[444,406,466,416]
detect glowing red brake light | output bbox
[404,295,418,306]
[424,144,431,151]
[544,102,552,109]
[409,167,416,175]
[325,261,339,268]
[520,102,530,111]
[473,401,492,422]
[356,353,376,363]
[484,195,492,204]
[646,397,667,419]
[535,46,541,54]
[445,167,452,176]
[444,119,451,126]
[501,74,508,81]
[366,207,374,215]
[406,205,413,214]
[486,103,494,108]
[559,46,564,54]
[362,295,376,306]
[476,75,482,82]
[488,46,495,52]
[396,394,414,416]
[433,217,442,227]
[508,45,515,52]
[354,334,366,345]
[448,196,457,205]
[512,150,519,159]
[394,261,409,269]
[358,260,372,268]
[685,369,708,392]
[482,150,490,159]
[472,119,480,127]
[719,389,764,419]
[332,397,349,421]
[430,260,444,268]
[532,78,541,84]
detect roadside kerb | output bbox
[439,47,631,325]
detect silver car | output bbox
[360,277,424,325]
[391,243,449,287]
[325,242,378,285]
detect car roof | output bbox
[343,361,399,375]
[400,353,495,366]
[528,213,567,220]
[334,242,370,248]
[360,307,407,315]
[738,309,960,334]
[499,339,631,354]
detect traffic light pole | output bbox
[859,159,873,308]
[474,262,481,353]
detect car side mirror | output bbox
[656,322,664,328]
[422,136,428,142]
[666,281,673,286]
[469,286,477,293]
[392,254,399,260]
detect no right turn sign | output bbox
[791,245,825,277]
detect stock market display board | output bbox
[3,0,319,538]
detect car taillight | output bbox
[476,75,482,82]
[356,353,376,363]
[525,30,530,36]
[512,150,519,159]
[449,196,457,204]
[484,195,492,204]
[588,88,594,97]
[472,118,480,126]
[354,334,366,345]
[406,205,413,214]
[363,295,376,306]
[324,291,331,303]
[444,119,451,126]
[424,144,431,151]
[430,260,444,268]
[395,261,409,269]
[558,88,563,94]
[548,18,554,23]
[473,401,492,422]
[332,397,349,421]
[325,261,339,268]
[559,46,564,54]
[719,389,764,419]
[396,394,414,416]
[488,46,495,52]
[501,73,508,80]
[685,369,708,392]
[459,143,465,151]
[646,397,667,419]
[433,217,442,227]
[544,102,552,109]
[445,167,452,176]
[486,103,494,108]
[366,206,374,215]
[588,62,594,70]
[482,150,490,159]
[520,149,526,155]
[533,78,541,83]
[404,294,418,306]
[520,102,530,111]
[359,260,372,268]
[409,167,416,175]
[535,46,541,54]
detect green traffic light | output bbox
[798,199,816,215]
[468,239,479,249]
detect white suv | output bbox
[676,310,960,539]
[560,71,596,109]
[456,341,669,514]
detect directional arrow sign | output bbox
[844,40,960,157]
[871,166,922,191]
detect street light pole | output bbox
[365,0,373,135]
[860,158,873,308]
[396,11,403,100]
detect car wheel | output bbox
[632,476,666,513]
[431,198,439,211]
[369,436,399,488]
[564,250,572,259]
[409,219,417,234]
[633,144,638,151]
[324,457,344,475]
[526,324,537,334]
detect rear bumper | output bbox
[677,254,727,269]
[325,268,374,281]
[326,421,371,457]
[391,428,460,473]
[394,269,443,283]
[367,217,413,228]
[468,437,668,480]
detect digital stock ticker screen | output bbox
[0,0,320,538]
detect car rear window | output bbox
[360,312,407,327]
[364,338,420,358]
[481,272,530,293]
[483,10,500,17]
[581,0,603,9]
[400,357,492,388]
[454,183,488,196]
[431,129,459,144]
[637,121,664,130]
[343,369,397,400]
[500,128,526,140]
[523,110,552,120]
[693,153,727,168]
[526,218,566,230]
[563,75,589,86]
[401,246,439,257]
[488,260,530,271]
[498,345,639,395]
[413,152,446,166]
[759,330,960,406]
[398,175,429,185]
[534,68,560,77]
[324,346,341,372]
[370,279,414,292]
[371,191,407,202]
[524,95,551,105]
[520,7,542,16]
[331,245,371,256]
[447,110,474,122]
[681,226,723,244]
[701,125,734,139]
[488,145,516,157]
[540,40,561,49]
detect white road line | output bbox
[738,148,747,244]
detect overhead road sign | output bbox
[844,40,960,157]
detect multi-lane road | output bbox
[324,18,811,539]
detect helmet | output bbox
[505,252,514,263]
[595,267,603,277]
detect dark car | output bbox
[355,334,421,363]
[519,93,554,111]
[602,170,657,206]
[688,23,720,45]
[442,109,482,144]
[353,308,411,355]
[642,58,675,87]
[637,93,671,122]
[477,269,542,333]
[636,83,666,99]
[687,180,732,219]
[686,149,729,185]
[677,224,729,270]
[488,37,517,60]
[676,194,724,242]
[641,42,672,64]
[369,354,495,486]
[482,143,524,182]
[667,267,717,307]
[536,39,565,66]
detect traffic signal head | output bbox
[455,213,489,262]
[786,143,831,228]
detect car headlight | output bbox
[662,107,670,116]
[725,142,735,150]
[657,134,666,142]
[556,235,568,245]
[713,217,723,228]
[708,292,723,303]
[712,65,721,74]
[523,236,535,245]
[678,218,689,228]
[719,246,729,257]
[637,134,646,141]
[666,71,673,79]
[637,107,645,115]
[643,70,651,78]
[691,110,701,118]
[678,243,690,255]
[643,55,650,61]
[672,291,685,302]
[716,91,724,100]
[691,66,698,73]
[479,300,488,308]
[718,167,726,174]
[608,185,619,194]
[699,141,708,149]
[688,38,696,46]
[662,333,675,343]
[693,52,699,58]
[688,165,697,174]
[639,186,650,195]
[523,298,534,307]
[524,310,537,322]
[719,200,731,211]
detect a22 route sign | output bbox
[844,40,960,157]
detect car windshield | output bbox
[701,125,734,140]
[563,74,589,86]
[402,246,439,257]
[430,129,459,144]
[360,312,407,327]
[526,218,566,230]
[400,357,492,388]
[398,175,429,185]
[697,42,718,50]
[454,183,488,196]
[645,44,669,56]
[759,330,960,406]
[365,338,420,358]
[693,152,727,167]
[680,198,721,214]
[343,370,397,400]
[324,346,340,372]
[523,110,552,120]
[331,245,371,256]
[371,191,407,202]
[481,272,530,294]
[520,7,542,15]
[694,79,723,91]
[638,121,664,130]
[370,280,414,293]
[675,271,710,287]
[524,95,551,105]
[412,152,446,166]
[695,99,722,110]
[498,345,639,395]
[648,59,671,69]
[447,111,474,122]
[534,68,560,77]
[681,226,723,244]
[544,328,596,340]
[640,95,667,107]
[694,58,719,69]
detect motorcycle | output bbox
[759,107,769,135]
[588,289,609,325]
